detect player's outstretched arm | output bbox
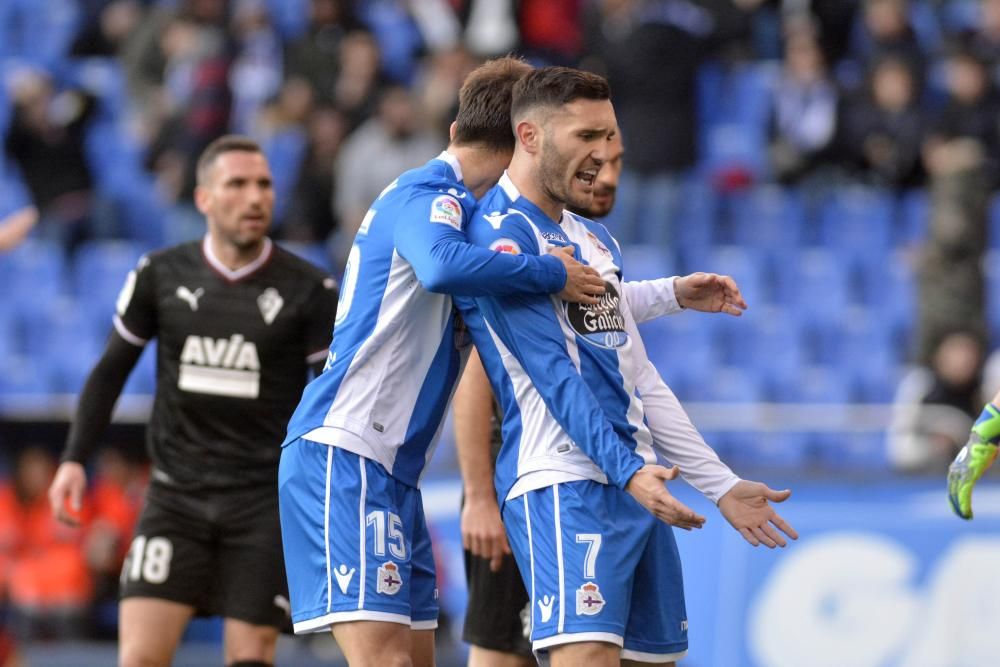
[50,332,143,525]
[948,394,1000,519]
[623,272,747,324]
[624,464,705,530]
[674,272,747,316]
[717,480,798,548]
[454,349,510,572]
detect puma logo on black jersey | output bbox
[176,286,204,311]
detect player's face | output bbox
[537,98,617,215]
[587,133,624,218]
[197,151,274,250]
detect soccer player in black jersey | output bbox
[47,135,338,667]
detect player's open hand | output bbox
[718,480,798,548]
[625,464,706,530]
[48,461,88,527]
[462,493,511,572]
[550,245,605,305]
[675,272,747,316]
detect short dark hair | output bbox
[510,67,611,124]
[196,135,264,185]
[451,56,533,152]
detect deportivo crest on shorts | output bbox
[576,582,605,616]
[429,195,462,230]
[377,562,403,595]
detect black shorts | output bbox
[119,483,290,629]
[462,548,532,656]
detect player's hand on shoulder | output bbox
[550,245,604,305]
[718,479,798,548]
[461,492,511,573]
[675,272,747,316]
[625,464,706,530]
[48,461,88,527]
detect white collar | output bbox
[202,235,273,282]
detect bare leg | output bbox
[468,646,535,667]
[223,617,279,665]
[331,620,413,667]
[118,597,194,667]
[550,641,619,667]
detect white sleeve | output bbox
[622,277,683,324]
[621,289,741,503]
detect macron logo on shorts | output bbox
[334,564,355,594]
[537,594,555,623]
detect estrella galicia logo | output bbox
[565,281,628,349]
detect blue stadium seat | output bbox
[620,244,675,283]
[746,307,805,398]
[896,188,929,246]
[729,185,805,253]
[34,299,103,393]
[262,128,307,223]
[640,314,720,393]
[0,355,53,396]
[772,365,854,405]
[856,250,917,335]
[817,186,894,261]
[71,240,146,334]
[835,310,901,403]
[773,248,850,329]
[3,238,67,321]
[695,365,764,403]
[122,343,156,396]
[673,178,719,257]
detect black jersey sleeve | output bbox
[61,330,144,464]
[113,254,158,344]
[303,275,338,374]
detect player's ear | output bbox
[448,121,458,142]
[194,185,211,216]
[515,119,540,154]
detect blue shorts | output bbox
[278,438,438,634]
[502,480,688,662]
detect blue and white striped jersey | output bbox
[283,152,567,487]
[460,173,742,505]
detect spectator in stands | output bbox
[82,446,147,638]
[277,104,347,245]
[69,0,141,58]
[923,45,1000,188]
[848,0,926,87]
[331,30,385,130]
[841,54,926,188]
[334,83,440,247]
[768,16,842,185]
[0,206,38,252]
[228,0,283,135]
[284,0,364,106]
[889,330,985,473]
[581,0,755,246]
[3,70,110,253]
[0,446,92,641]
[415,46,477,139]
[967,0,1000,78]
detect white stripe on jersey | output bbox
[305,249,452,474]
[482,319,608,493]
[357,456,368,611]
[524,494,536,632]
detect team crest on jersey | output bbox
[565,281,628,349]
[489,238,521,255]
[576,582,605,616]
[377,562,403,595]
[586,231,612,259]
[429,195,462,230]
[257,287,284,325]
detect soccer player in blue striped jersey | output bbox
[276,57,609,667]
[459,67,798,666]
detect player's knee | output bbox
[549,641,619,667]
[119,647,170,667]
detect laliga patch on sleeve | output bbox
[429,195,463,230]
[489,238,521,255]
